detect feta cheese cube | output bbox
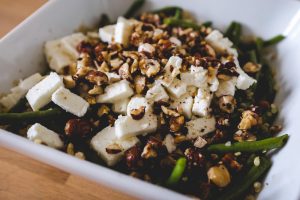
[205,30,234,54]
[52,87,89,117]
[186,117,216,139]
[161,56,183,86]
[26,72,63,111]
[112,98,129,115]
[115,113,158,139]
[163,78,187,98]
[192,87,213,117]
[27,123,63,149]
[0,73,43,111]
[91,126,139,166]
[99,25,115,43]
[114,17,133,46]
[60,33,87,59]
[127,96,151,116]
[170,93,194,119]
[236,71,256,90]
[216,77,237,97]
[163,134,176,153]
[97,80,134,103]
[145,83,169,102]
[181,66,207,88]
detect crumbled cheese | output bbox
[215,77,237,97]
[163,78,187,98]
[127,96,152,116]
[60,33,87,59]
[225,141,232,146]
[51,87,89,117]
[138,43,155,54]
[114,17,134,46]
[163,134,176,153]
[99,25,115,43]
[194,137,207,148]
[161,56,183,86]
[170,37,182,46]
[170,93,193,119]
[27,123,63,149]
[145,83,169,102]
[112,98,129,115]
[192,87,213,117]
[181,65,207,88]
[186,117,216,139]
[91,126,139,166]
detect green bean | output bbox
[166,157,187,186]
[0,108,62,124]
[263,35,285,47]
[207,134,288,153]
[152,6,183,16]
[248,50,258,64]
[124,0,146,18]
[216,156,271,200]
[99,14,110,27]
[163,18,200,29]
[173,8,182,19]
[201,21,212,27]
[225,21,242,46]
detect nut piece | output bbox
[105,143,123,154]
[97,105,110,117]
[67,143,75,155]
[130,106,146,120]
[75,152,86,160]
[184,147,205,167]
[85,70,108,86]
[161,106,180,117]
[194,137,207,149]
[88,85,103,95]
[169,116,185,132]
[139,59,161,78]
[125,145,142,170]
[221,153,242,171]
[74,66,91,79]
[243,62,261,73]
[118,63,131,79]
[141,137,163,159]
[207,165,231,188]
[134,75,146,94]
[219,95,236,113]
[63,75,76,89]
[238,110,258,130]
[65,119,92,138]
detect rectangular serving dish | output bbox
[1,0,300,199]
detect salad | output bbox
[0,0,288,199]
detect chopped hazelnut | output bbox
[139,59,161,78]
[85,70,108,86]
[169,116,185,132]
[118,63,131,79]
[238,110,258,130]
[105,143,123,154]
[63,75,76,89]
[219,95,236,113]
[243,62,261,73]
[97,105,110,117]
[130,106,146,120]
[134,75,146,94]
[161,106,180,117]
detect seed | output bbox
[254,156,260,166]
[254,181,262,193]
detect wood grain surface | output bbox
[0,1,134,199]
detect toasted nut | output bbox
[63,63,77,75]
[65,119,92,138]
[67,143,75,155]
[86,70,108,86]
[125,145,143,170]
[130,59,139,74]
[233,130,257,142]
[134,75,146,94]
[118,63,131,79]
[222,153,243,171]
[97,105,110,117]
[123,51,139,60]
[77,52,94,68]
[130,106,146,120]
[97,61,109,72]
[243,62,261,73]
[194,137,207,149]
[174,134,187,144]
[63,75,76,89]
[106,143,123,154]
[217,61,239,80]
[184,147,205,167]
[141,143,157,159]
[238,110,258,130]
[88,85,103,95]
[85,96,97,105]
[219,95,236,113]
[169,116,185,132]
[139,59,160,78]
[74,66,91,79]
[75,152,85,160]
[205,44,216,58]
[138,43,155,54]
[207,165,231,188]
[161,106,180,117]
[110,58,123,70]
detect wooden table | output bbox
[0,1,134,199]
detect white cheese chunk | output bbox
[91,126,139,166]
[181,66,207,88]
[208,67,219,92]
[216,77,237,97]
[169,37,182,46]
[97,80,134,103]
[112,98,129,115]
[192,87,213,117]
[161,56,183,86]
[236,71,256,90]
[114,17,133,46]
[163,78,187,98]
[60,33,87,59]
[163,134,176,153]
[145,83,169,102]
[99,25,115,43]
[205,30,235,55]
[44,40,74,73]
[26,72,63,111]
[138,43,155,54]
[186,117,216,139]
[170,93,193,119]
[105,72,121,83]
[27,123,63,149]
[127,96,151,116]
[52,87,89,117]
[0,73,43,111]
[115,113,158,139]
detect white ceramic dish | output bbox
[1,0,300,199]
